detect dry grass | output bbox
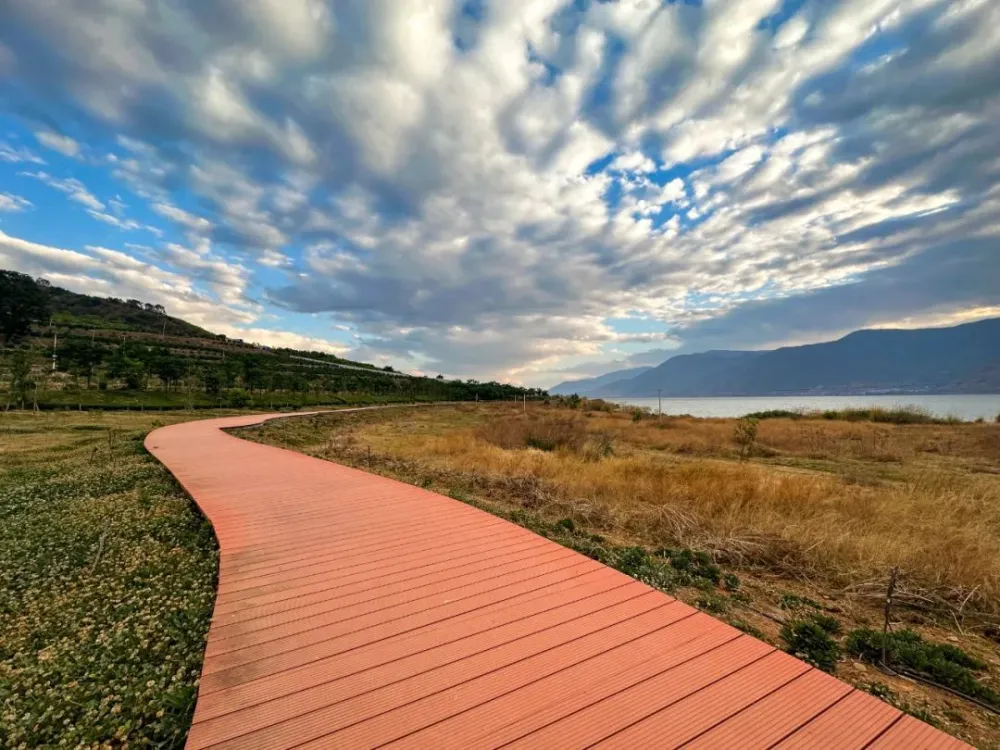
[253,404,1000,615]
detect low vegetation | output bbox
[0,410,220,748]
[242,402,1000,745]
[744,405,963,425]
[847,629,1000,710]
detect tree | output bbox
[240,355,263,392]
[59,339,103,388]
[0,271,49,345]
[107,346,144,390]
[152,351,187,390]
[8,350,34,408]
[203,368,222,395]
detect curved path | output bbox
[146,411,967,749]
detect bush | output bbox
[818,406,955,425]
[743,409,803,420]
[607,546,675,590]
[225,389,253,408]
[654,547,721,586]
[782,620,840,672]
[810,613,842,635]
[553,517,576,534]
[846,628,999,708]
[733,416,758,460]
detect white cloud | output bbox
[151,202,212,233]
[212,324,348,355]
[610,151,656,173]
[0,141,45,164]
[0,192,31,212]
[34,129,80,157]
[17,171,104,211]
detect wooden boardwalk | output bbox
[146,411,968,749]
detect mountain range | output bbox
[550,318,1000,397]
[549,366,652,396]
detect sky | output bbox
[0,0,998,388]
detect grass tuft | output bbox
[782,620,841,672]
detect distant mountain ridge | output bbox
[561,318,1000,397]
[549,366,652,396]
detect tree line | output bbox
[1,270,546,408]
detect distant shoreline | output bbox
[606,393,1000,422]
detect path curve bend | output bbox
[145,411,968,749]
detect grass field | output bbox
[0,410,223,748]
[242,402,1000,747]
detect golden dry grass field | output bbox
[242,402,1000,747]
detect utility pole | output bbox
[657,388,662,416]
[52,330,58,372]
[523,393,526,413]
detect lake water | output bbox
[609,394,1000,421]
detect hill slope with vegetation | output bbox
[0,270,542,409]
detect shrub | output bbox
[846,628,999,708]
[610,546,675,589]
[743,409,803,420]
[818,406,954,425]
[810,613,842,635]
[553,517,576,534]
[225,389,253,408]
[782,620,840,672]
[654,547,721,585]
[733,416,758,460]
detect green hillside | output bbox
[0,270,543,409]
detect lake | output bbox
[608,394,1000,421]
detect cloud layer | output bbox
[1,0,997,385]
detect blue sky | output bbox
[1,0,998,387]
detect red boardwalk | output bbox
[146,413,968,749]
